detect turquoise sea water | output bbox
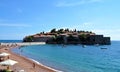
[0,40,22,43]
[12,41,120,72]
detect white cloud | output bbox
[0,23,31,27]
[56,0,103,7]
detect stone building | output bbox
[32,35,54,42]
[88,35,111,45]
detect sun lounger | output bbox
[17,70,25,72]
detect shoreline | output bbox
[1,42,46,46]
[0,45,62,72]
[29,58,62,72]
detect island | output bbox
[23,28,111,45]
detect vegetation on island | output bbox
[23,36,33,42]
[50,28,93,34]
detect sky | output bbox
[0,0,120,40]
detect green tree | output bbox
[67,35,74,41]
[58,29,64,33]
[89,31,92,33]
[50,28,56,33]
[65,28,69,32]
[56,36,64,44]
[23,36,33,42]
[79,34,87,42]
[74,29,77,32]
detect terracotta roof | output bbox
[33,35,54,38]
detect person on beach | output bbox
[33,63,35,68]
[7,56,9,59]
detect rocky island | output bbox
[23,28,111,45]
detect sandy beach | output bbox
[0,45,58,72]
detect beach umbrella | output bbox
[0,59,18,70]
[0,52,10,57]
[0,59,18,66]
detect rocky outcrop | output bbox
[23,29,111,45]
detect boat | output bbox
[95,44,99,46]
[100,47,107,49]
[82,45,86,48]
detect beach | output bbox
[0,44,58,72]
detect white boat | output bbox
[82,45,86,48]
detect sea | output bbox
[1,40,120,72]
[0,40,22,43]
